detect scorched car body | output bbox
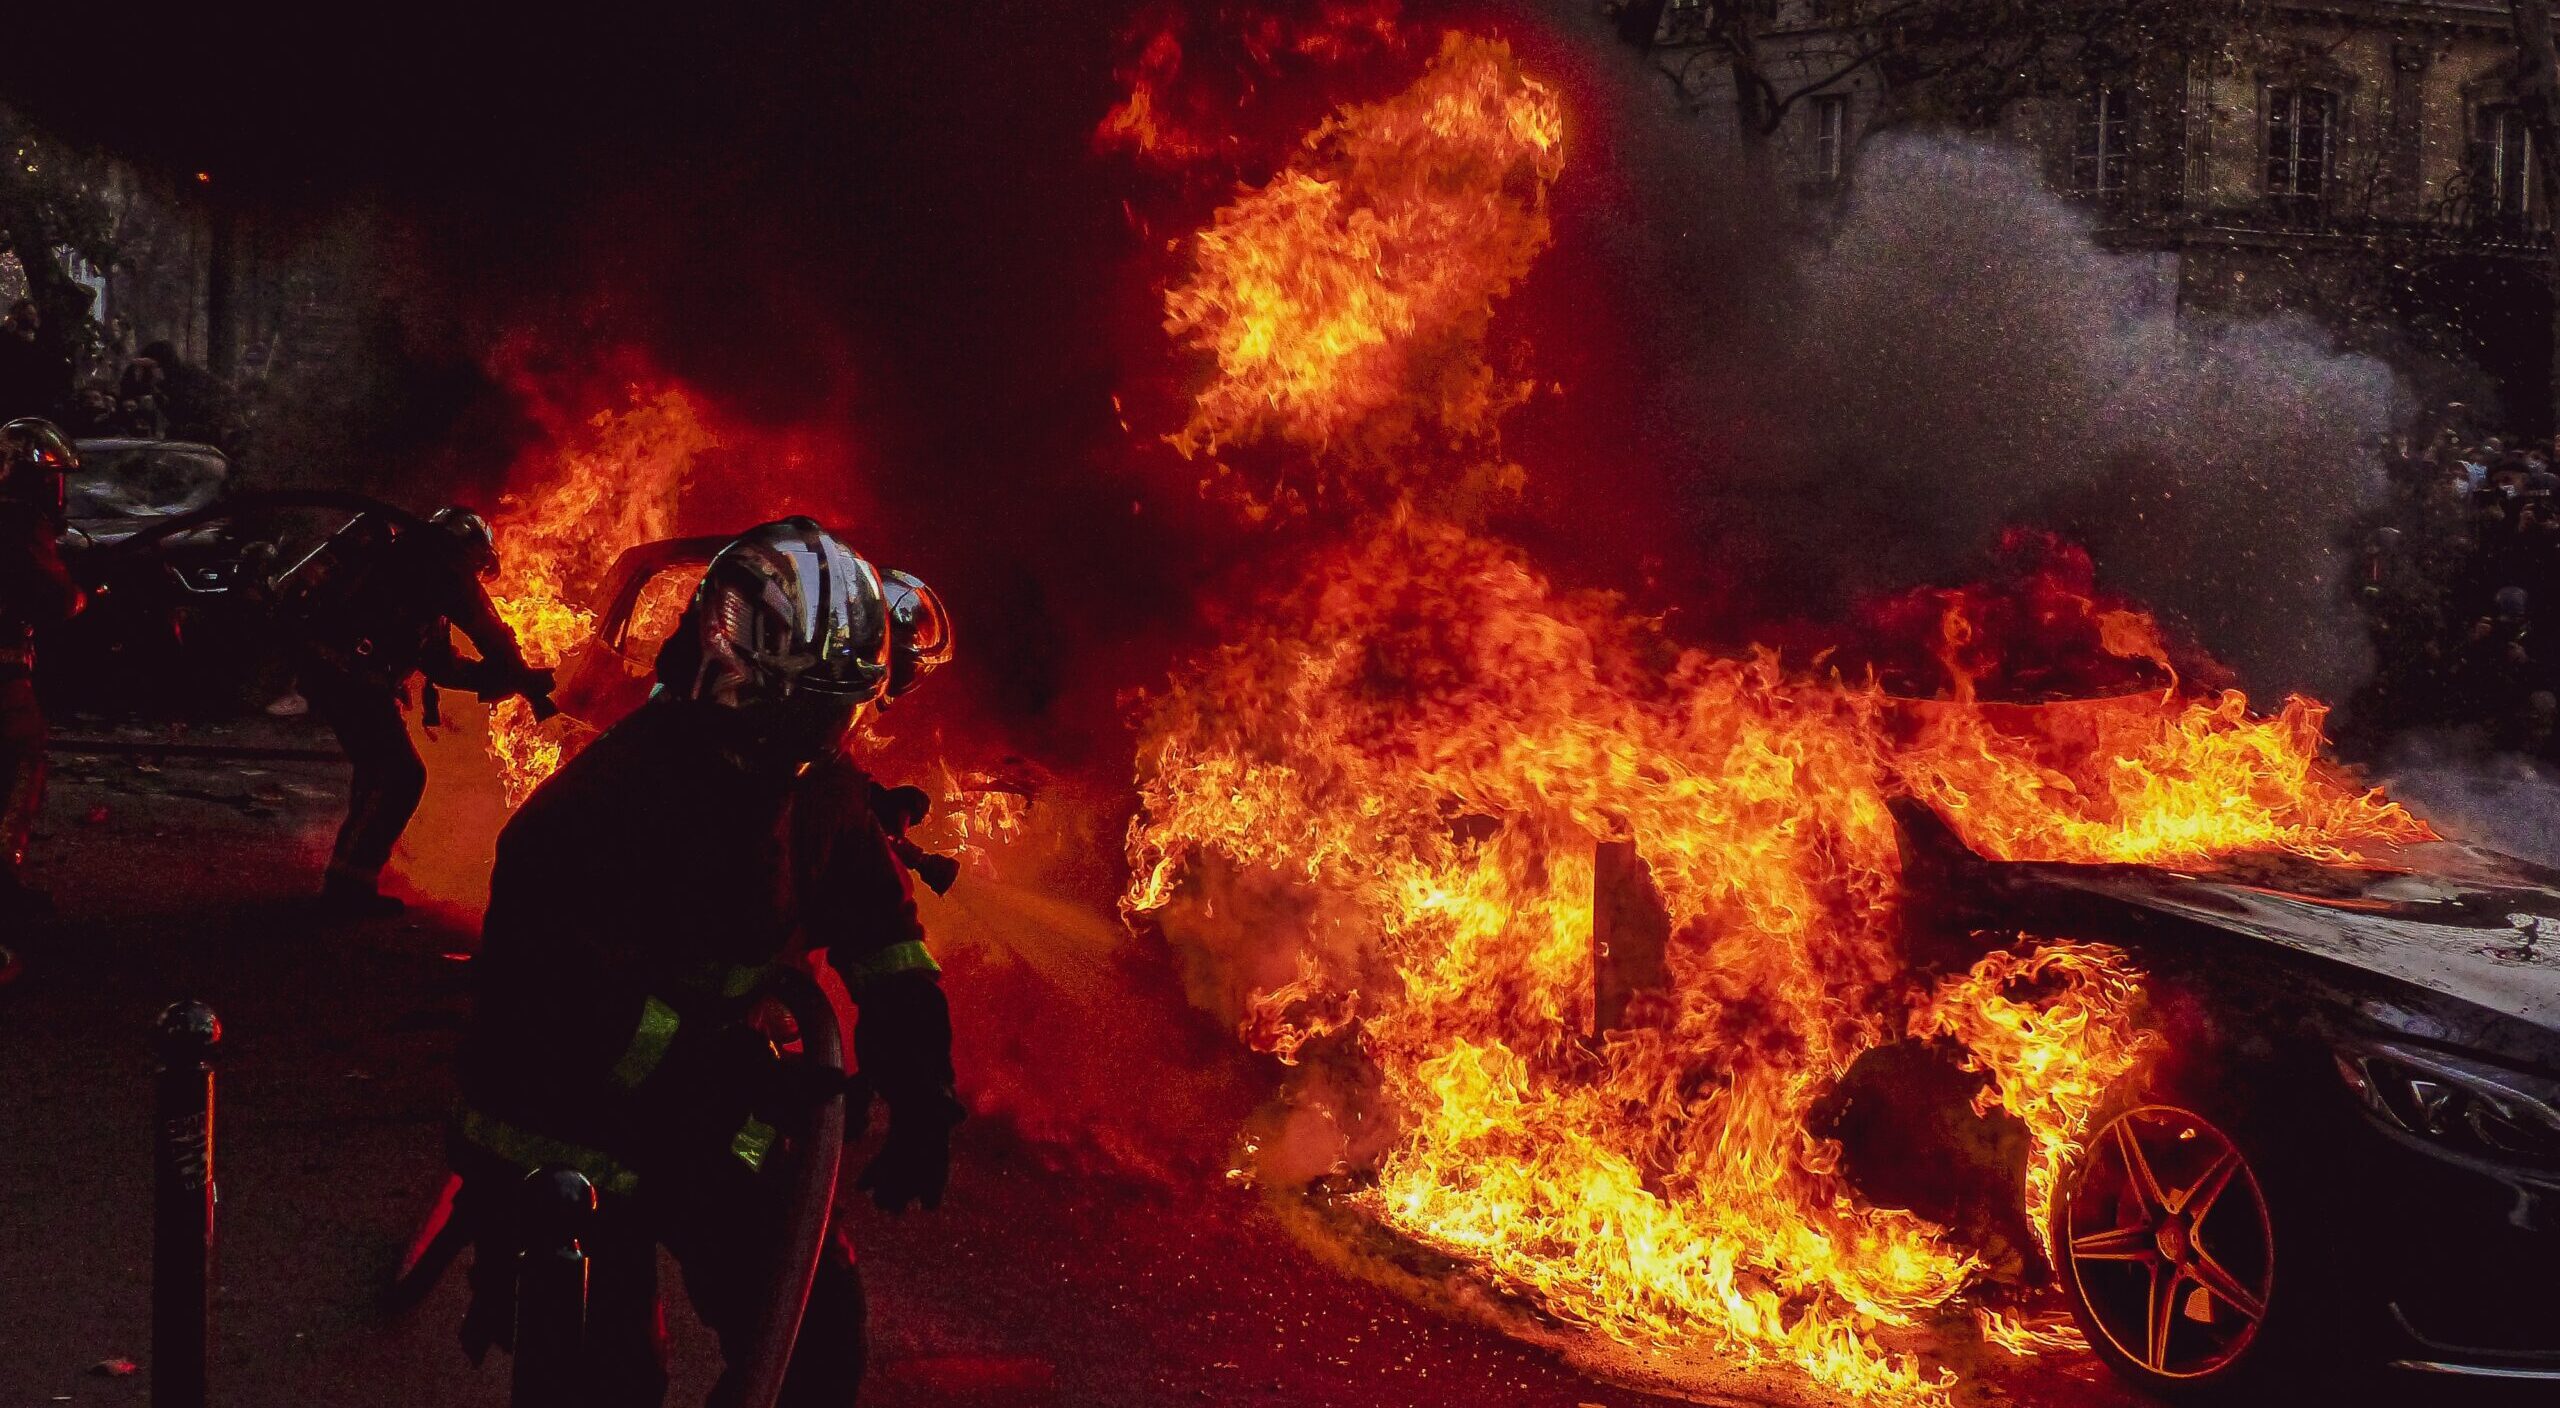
[1900,804,2560,1394]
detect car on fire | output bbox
[1886,800,2560,1397]
[547,534,730,735]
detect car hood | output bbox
[2002,843,2560,1029]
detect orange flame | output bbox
[1162,32,1560,511]
[1897,689,2427,867]
[920,760,1034,878]
[1116,30,2433,1402]
[1126,517,2418,1400]
[1910,940,2161,1263]
[485,387,715,805]
[1241,950,1360,1067]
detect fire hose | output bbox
[390,963,848,1408]
[728,961,848,1408]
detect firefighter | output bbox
[0,418,85,921]
[286,505,552,916]
[452,517,960,1406]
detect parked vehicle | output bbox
[48,478,411,713]
[62,439,231,542]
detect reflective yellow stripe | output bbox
[730,1117,777,1173]
[842,940,938,987]
[455,1107,642,1197]
[697,962,772,999]
[610,996,682,1088]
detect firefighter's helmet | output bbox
[879,568,952,704]
[662,517,890,764]
[427,505,500,579]
[0,418,77,523]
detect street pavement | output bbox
[0,741,2521,1408]
[0,745,1702,1408]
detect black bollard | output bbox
[151,1001,221,1408]
[510,1166,597,1408]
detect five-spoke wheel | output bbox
[2054,1104,2278,1388]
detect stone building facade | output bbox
[0,157,370,399]
[1632,0,2560,420]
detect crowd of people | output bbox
[0,295,236,446]
[2355,420,2560,756]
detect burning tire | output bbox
[2049,1094,2364,1400]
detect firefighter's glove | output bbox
[856,1091,962,1214]
[870,783,932,837]
[477,664,556,706]
[890,836,961,896]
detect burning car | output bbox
[544,533,727,739]
[1884,799,2560,1396]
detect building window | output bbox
[2264,86,2335,223]
[2482,104,2537,227]
[1814,95,1850,185]
[2073,85,2134,202]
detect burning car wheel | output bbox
[2053,1103,2280,1396]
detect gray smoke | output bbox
[1782,134,2405,699]
[1491,3,2413,700]
[2380,733,2560,867]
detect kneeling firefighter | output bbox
[0,419,85,920]
[452,517,960,1406]
[277,506,553,916]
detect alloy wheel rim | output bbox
[2062,1104,2276,1379]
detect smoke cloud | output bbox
[2380,733,2560,867]
[1778,135,2404,700]
[1482,5,2409,700]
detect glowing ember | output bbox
[485,387,715,804]
[1163,32,1560,510]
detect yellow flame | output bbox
[485,387,715,805]
[1127,515,2421,1403]
[1164,33,1559,509]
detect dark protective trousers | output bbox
[462,1155,867,1408]
[0,674,43,877]
[304,666,426,890]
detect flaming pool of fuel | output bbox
[1125,517,2425,1401]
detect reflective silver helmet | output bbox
[672,517,891,718]
[879,568,952,703]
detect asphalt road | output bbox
[0,743,1708,1408]
[0,738,2528,1408]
